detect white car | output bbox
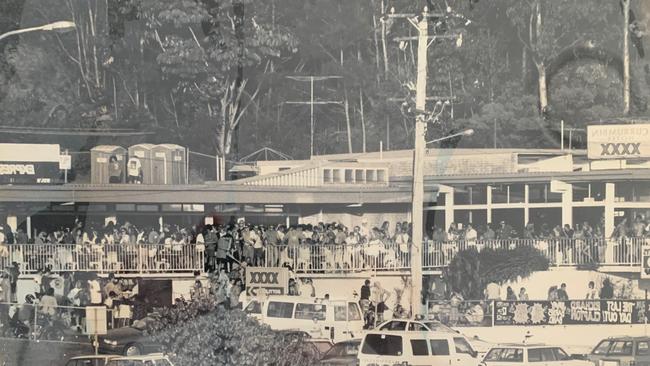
[105,354,174,366]
[483,344,593,366]
[376,319,458,333]
[358,330,482,366]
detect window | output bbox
[334,305,347,321]
[411,339,429,356]
[454,337,475,356]
[429,339,450,356]
[609,341,634,356]
[423,322,454,333]
[528,348,557,362]
[409,322,428,331]
[485,348,523,362]
[345,169,353,183]
[592,340,613,355]
[377,170,386,182]
[294,303,326,320]
[379,321,407,331]
[333,169,342,183]
[323,169,332,183]
[348,303,362,321]
[244,300,262,314]
[552,348,570,361]
[355,170,365,183]
[638,341,650,356]
[266,301,294,318]
[361,334,403,356]
[323,342,360,359]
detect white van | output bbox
[358,331,482,366]
[244,295,364,342]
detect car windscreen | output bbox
[423,322,455,333]
[244,300,262,314]
[592,340,614,355]
[484,348,524,362]
[361,334,403,356]
[322,342,360,359]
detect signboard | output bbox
[59,155,71,170]
[85,306,107,335]
[588,124,650,160]
[0,144,62,184]
[494,300,647,326]
[642,244,650,279]
[245,267,289,297]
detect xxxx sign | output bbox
[245,267,289,297]
[588,124,650,160]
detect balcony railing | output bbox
[0,238,645,275]
[265,237,647,273]
[0,243,204,274]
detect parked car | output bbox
[64,355,118,366]
[98,317,163,356]
[105,354,173,366]
[358,330,481,366]
[483,344,593,366]
[589,336,650,366]
[377,319,458,333]
[319,339,361,366]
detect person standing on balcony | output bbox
[108,155,122,184]
[586,281,597,300]
[506,287,517,301]
[519,287,529,301]
[216,227,232,272]
[523,223,537,240]
[465,224,478,248]
[556,283,569,301]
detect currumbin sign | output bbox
[588,124,650,160]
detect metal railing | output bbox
[265,237,649,273]
[0,238,645,275]
[0,243,205,274]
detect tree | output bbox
[139,0,297,164]
[444,246,549,300]
[147,290,319,366]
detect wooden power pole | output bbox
[623,0,631,115]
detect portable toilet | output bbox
[151,144,187,185]
[128,144,155,184]
[90,145,127,184]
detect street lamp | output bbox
[0,21,76,42]
[426,129,474,145]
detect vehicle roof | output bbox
[111,354,168,361]
[70,355,118,360]
[363,330,457,338]
[490,343,556,348]
[600,336,650,341]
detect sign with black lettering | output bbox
[588,124,650,160]
[0,144,62,184]
[494,300,646,326]
[0,161,61,184]
[245,267,289,297]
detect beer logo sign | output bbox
[588,124,650,160]
[600,143,641,156]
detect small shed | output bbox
[151,144,187,185]
[128,143,155,184]
[90,145,127,184]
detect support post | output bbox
[623,0,631,115]
[410,9,428,317]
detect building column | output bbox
[486,186,493,224]
[604,182,616,263]
[158,216,164,232]
[445,189,454,229]
[26,215,32,240]
[550,180,573,227]
[604,183,615,238]
[524,185,530,225]
[6,215,17,232]
[561,186,573,228]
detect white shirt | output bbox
[466,228,478,241]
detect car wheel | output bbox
[124,343,142,356]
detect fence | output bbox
[266,237,649,274]
[0,244,205,274]
[0,238,647,275]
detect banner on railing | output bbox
[494,300,648,326]
[245,267,289,297]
